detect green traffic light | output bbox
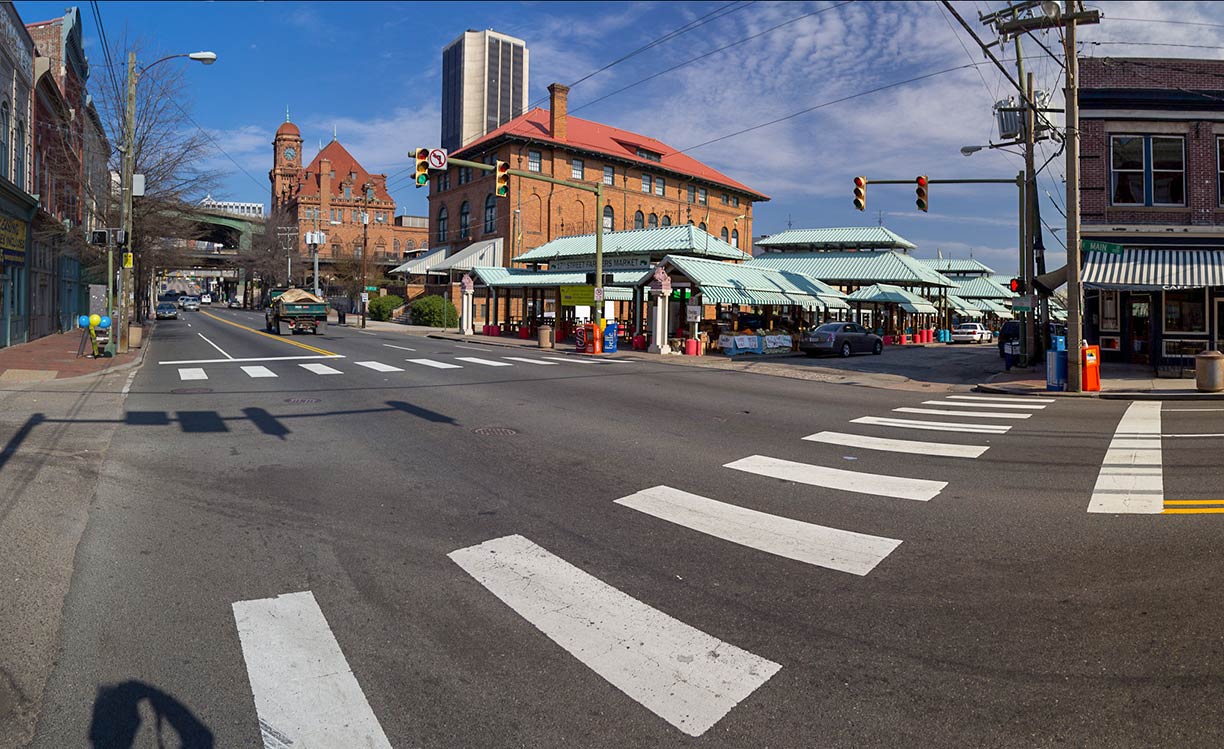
[416,173,429,187]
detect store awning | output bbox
[900,301,938,314]
[642,254,848,311]
[390,248,444,275]
[845,283,936,313]
[469,267,637,300]
[427,238,503,274]
[973,298,1013,318]
[947,294,983,317]
[1082,249,1224,290]
[701,287,795,307]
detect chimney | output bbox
[549,82,569,141]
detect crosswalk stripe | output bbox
[177,367,207,381]
[543,356,594,364]
[894,407,1031,420]
[851,416,1011,434]
[449,534,780,737]
[241,365,277,378]
[456,356,513,367]
[615,485,901,576]
[922,400,1045,410]
[725,454,946,501]
[1088,401,1163,514]
[502,356,559,365]
[355,361,404,372]
[299,362,343,375]
[405,358,462,369]
[947,394,1056,404]
[233,591,391,749]
[803,430,989,459]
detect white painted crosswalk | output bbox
[502,356,558,365]
[405,358,463,369]
[456,356,513,367]
[850,415,1012,434]
[355,360,404,372]
[240,365,277,378]
[725,454,947,501]
[177,367,207,381]
[946,394,1055,404]
[616,485,902,575]
[449,534,781,737]
[802,430,989,459]
[1087,401,1163,514]
[922,400,1046,410]
[299,362,343,375]
[893,407,1032,420]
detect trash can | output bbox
[1046,350,1068,391]
[1196,350,1224,392]
[684,338,699,356]
[1082,344,1101,392]
[538,325,554,349]
[602,322,618,353]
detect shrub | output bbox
[411,294,458,327]
[367,294,404,322]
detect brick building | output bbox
[1078,57,1224,366]
[270,119,427,271]
[427,83,767,287]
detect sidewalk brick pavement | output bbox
[0,328,145,383]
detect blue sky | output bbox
[14,1,1224,274]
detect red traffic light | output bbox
[852,176,867,211]
[915,175,929,212]
[853,176,867,188]
[915,175,928,187]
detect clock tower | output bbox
[270,112,303,209]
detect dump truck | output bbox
[265,288,328,335]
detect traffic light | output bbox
[853,176,867,211]
[495,160,510,198]
[414,148,429,188]
[1009,277,1025,294]
[915,175,928,212]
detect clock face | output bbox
[283,147,296,161]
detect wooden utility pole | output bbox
[1064,2,1083,391]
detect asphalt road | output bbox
[23,306,1224,747]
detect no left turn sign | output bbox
[428,148,448,169]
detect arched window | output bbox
[394,239,400,254]
[459,200,470,239]
[0,102,9,178]
[634,210,644,229]
[699,221,707,232]
[687,219,694,226]
[484,194,496,233]
[14,120,24,188]
[731,228,739,248]
[661,215,671,227]
[648,213,658,228]
[437,206,448,243]
[602,205,614,231]
[406,239,415,251]
[720,227,729,242]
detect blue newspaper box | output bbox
[602,322,618,353]
[1052,335,1066,351]
[1046,350,1067,391]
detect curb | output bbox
[975,382,1224,400]
[0,328,153,389]
[974,383,1098,398]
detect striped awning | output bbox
[900,302,938,314]
[1082,249,1224,290]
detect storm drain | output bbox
[473,426,518,436]
[285,397,321,404]
[170,387,213,394]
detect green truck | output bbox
[265,288,328,335]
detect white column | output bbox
[648,292,671,355]
[461,289,474,335]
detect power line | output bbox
[1091,40,1224,51]
[165,99,267,192]
[1105,16,1224,31]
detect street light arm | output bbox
[139,51,217,75]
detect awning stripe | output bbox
[1083,249,1224,290]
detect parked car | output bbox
[800,322,883,357]
[155,302,178,320]
[177,296,191,308]
[228,299,242,309]
[950,322,992,344]
[182,296,200,311]
[997,320,1068,356]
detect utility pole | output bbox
[117,51,137,353]
[1064,1,1083,392]
[1023,71,1038,362]
[361,182,371,329]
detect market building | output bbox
[1076,57,1224,366]
[0,2,34,348]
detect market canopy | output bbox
[947,294,984,318]
[755,226,917,251]
[427,238,503,274]
[1082,248,1224,290]
[748,250,957,289]
[918,257,996,276]
[469,267,637,300]
[845,283,938,314]
[390,248,444,275]
[641,254,849,310]
[973,298,1014,318]
[952,275,1016,300]
[515,224,752,264]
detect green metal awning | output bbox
[973,298,1013,318]
[900,301,938,314]
[701,287,795,307]
[470,267,637,300]
[642,254,849,311]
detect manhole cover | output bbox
[171,387,213,394]
[285,397,321,404]
[473,426,518,436]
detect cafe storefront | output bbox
[0,186,36,349]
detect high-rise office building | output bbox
[441,29,529,153]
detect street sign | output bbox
[365,286,378,291]
[428,148,448,170]
[560,285,594,306]
[360,292,369,304]
[122,252,133,268]
[686,305,701,322]
[1082,239,1123,255]
[593,287,605,302]
[1013,295,1033,311]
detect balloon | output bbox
[89,314,101,328]
[99,316,112,329]
[78,315,90,328]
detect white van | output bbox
[200,293,212,304]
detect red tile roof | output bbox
[455,108,769,201]
[296,140,392,202]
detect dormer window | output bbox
[635,147,661,162]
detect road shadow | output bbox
[88,680,213,748]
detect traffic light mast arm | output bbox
[445,156,599,196]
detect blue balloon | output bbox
[99,316,112,329]
[78,315,90,328]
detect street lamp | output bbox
[116,49,217,353]
[360,182,372,329]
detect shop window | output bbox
[1164,289,1205,333]
[1111,134,1185,206]
[1100,290,1119,331]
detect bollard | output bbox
[1196,350,1224,393]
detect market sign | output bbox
[0,214,26,265]
[1082,239,1123,255]
[560,285,594,306]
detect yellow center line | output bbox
[1163,508,1224,514]
[199,310,339,357]
[1163,500,1224,505]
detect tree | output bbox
[411,295,458,327]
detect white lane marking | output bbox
[894,407,1031,420]
[725,454,947,501]
[406,358,462,369]
[922,400,1045,410]
[382,343,417,352]
[803,430,988,459]
[355,361,404,372]
[502,356,559,365]
[615,485,901,576]
[851,416,1010,434]
[456,356,514,367]
[178,368,208,381]
[197,333,233,359]
[1088,401,1163,514]
[232,591,392,749]
[543,356,595,365]
[1164,408,1224,412]
[159,355,344,365]
[449,534,780,737]
[588,358,635,364]
[455,344,490,351]
[186,322,192,327]
[121,369,138,395]
[241,365,278,378]
[1165,432,1224,437]
[358,330,377,335]
[300,363,343,375]
[948,394,1056,404]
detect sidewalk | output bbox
[0,328,146,384]
[980,362,1220,400]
